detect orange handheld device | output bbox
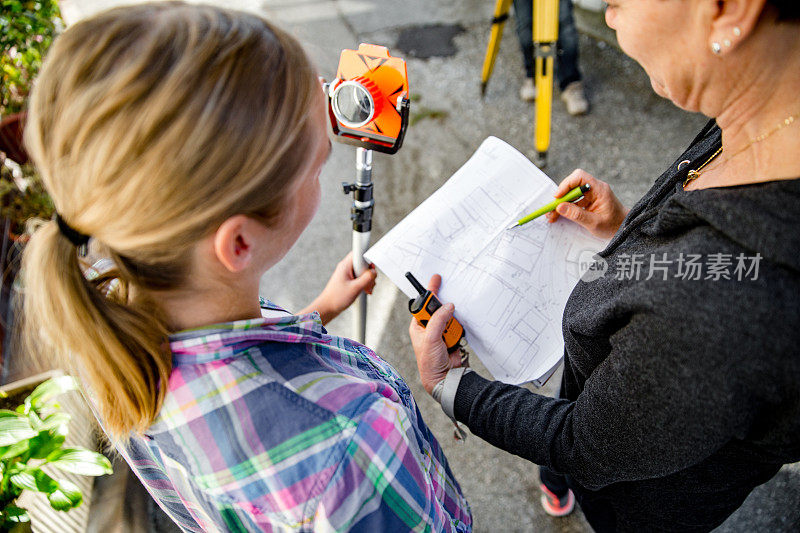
[405,272,465,352]
[324,43,410,154]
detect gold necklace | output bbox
[683,146,722,188]
[682,112,798,189]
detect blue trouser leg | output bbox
[513,0,582,90]
[513,0,536,79]
[556,0,582,89]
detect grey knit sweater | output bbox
[453,121,800,532]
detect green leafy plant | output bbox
[0,376,113,529]
[0,0,63,117]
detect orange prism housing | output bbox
[327,43,410,154]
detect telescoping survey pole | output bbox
[326,43,410,343]
[533,0,559,167]
[344,148,374,343]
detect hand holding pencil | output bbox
[544,169,630,239]
[509,183,591,228]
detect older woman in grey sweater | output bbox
[410,1,800,531]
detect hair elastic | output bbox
[55,213,91,248]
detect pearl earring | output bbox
[733,27,741,36]
[723,39,731,47]
[711,42,722,55]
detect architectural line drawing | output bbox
[366,137,607,385]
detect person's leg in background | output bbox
[514,0,588,114]
[556,0,589,115]
[513,0,537,101]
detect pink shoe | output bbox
[540,484,575,517]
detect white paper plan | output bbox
[365,136,608,385]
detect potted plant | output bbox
[0,0,63,236]
[0,0,63,234]
[0,0,63,375]
[0,374,112,532]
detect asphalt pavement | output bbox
[63,1,800,531]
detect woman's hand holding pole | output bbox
[300,251,377,325]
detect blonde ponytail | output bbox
[20,2,320,438]
[21,223,171,436]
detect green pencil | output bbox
[508,183,591,229]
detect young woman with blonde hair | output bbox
[21,3,471,531]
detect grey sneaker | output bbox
[561,81,589,116]
[519,77,536,102]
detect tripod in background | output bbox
[481,0,560,168]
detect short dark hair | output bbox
[769,0,800,21]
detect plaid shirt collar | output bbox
[168,311,330,366]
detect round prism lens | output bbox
[332,81,374,128]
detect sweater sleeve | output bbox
[453,300,761,491]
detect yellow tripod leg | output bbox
[533,0,559,167]
[534,51,554,167]
[480,0,514,97]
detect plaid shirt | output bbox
[119,300,472,532]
